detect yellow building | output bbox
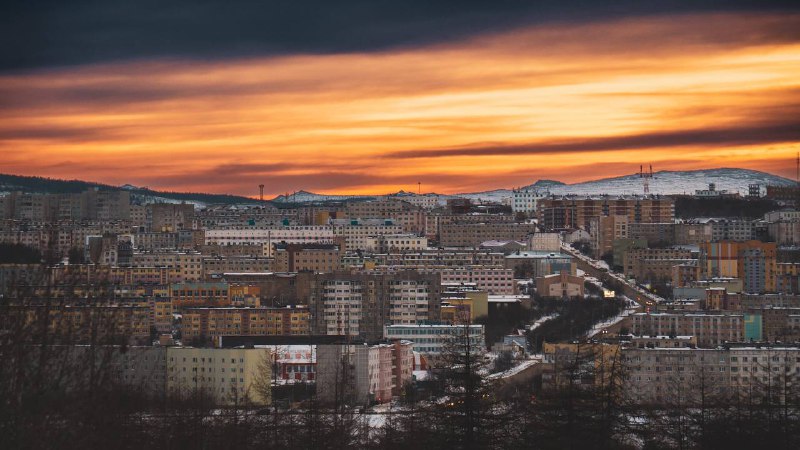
[166,347,270,406]
[441,290,489,324]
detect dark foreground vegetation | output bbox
[3,342,800,450]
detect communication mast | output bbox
[258,184,265,201]
[640,164,654,195]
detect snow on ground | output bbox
[487,357,542,380]
[585,298,638,338]
[526,313,559,332]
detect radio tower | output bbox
[640,164,653,195]
[258,184,265,201]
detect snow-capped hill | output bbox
[271,190,377,203]
[453,189,513,203]
[265,168,794,204]
[539,168,793,196]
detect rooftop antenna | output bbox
[418,182,421,195]
[258,184,265,201]
[796,152,799,186]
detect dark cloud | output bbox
[385,121,800,159]
[0,125,114,141]
[1,1,798,71]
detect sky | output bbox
[1,1,799,197]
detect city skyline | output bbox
[2,3,799,197]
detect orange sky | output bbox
[1,12,799,197]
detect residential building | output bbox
[308,272,441,340]
[538,196,675,231]
[383,324,485,355]
[631,312,744,347]
[181,306,311,343]
[316,340,414,405]
[272,242,343,273]
[438,222,537,248]
[166,347,270,405]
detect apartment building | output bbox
[364,234,428,253]
[170,282,231,309]
[0,304,151,345]
[438,222,537,247]
[181,306,311,343]
[383,324,485,355]
[768,220,800,246]
[504,251,576,278]
[149,203,195,232]
[1,189,132,222]
[373,249,505,268]
[204,226,335,256]
[590,214,628,258]
[631,312,744,347]
[166,347,270,405]
[623,345,800,405]
[316,340,414,405]
[308,272,441,340]
[425,213,515,241]
[433,267,516,295]
[674,222,713,245]
[627,222,675,246]
[538,196,675,231]
[272,242,342,273]
[528,232,561,252]
[330,218,405,250]
[622,248,694,281]
[202,256,272,277]
[132,252,204,281]
[512,188,547,215]
[388,192,441,210]
[700,241,777,293]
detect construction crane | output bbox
[639,165,653,195]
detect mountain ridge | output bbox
[1,168,794,206]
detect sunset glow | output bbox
[2,13,799,197]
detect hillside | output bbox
[0,173,259,206]
[527,168,794,196]
[2,168,792,206]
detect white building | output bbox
[204,226,335,256]
[389,192,442,210]
[383,324,485,355]
[512,188,548,215]
[330,219,405,251]
[765,210,800,222]
[432,267,516,295]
